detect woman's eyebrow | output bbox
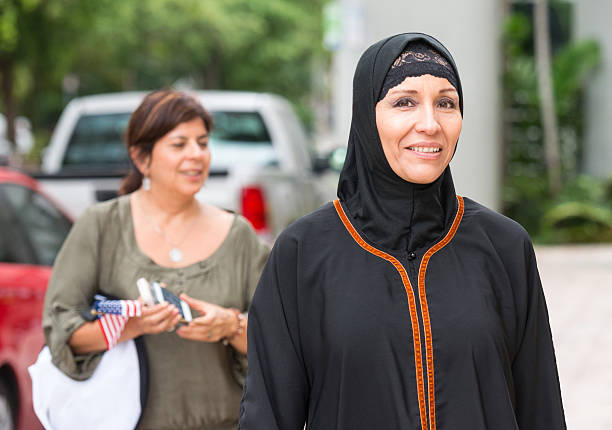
[388,89,418,96]
[387,87,457,97]
[170,133,209,139]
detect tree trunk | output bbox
[534,0,561,195]
[202,49,221,89]
[501,0,512,181]
[1,59,18,156]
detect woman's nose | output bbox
[186,140,204,157]
[415,105,441,135]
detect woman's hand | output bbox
[125,300,181,337]
[69,299,181,354]
[176,294,240,343]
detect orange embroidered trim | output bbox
[333,200,427,430]
[418,195,464,430]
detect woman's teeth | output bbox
[409,147,441,153]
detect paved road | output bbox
[536,245,612,430]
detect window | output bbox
[0,206,30,264]
[1,184,72,266]
[63,113,131,168]
[209,111,277,169]
[61,110,277,170]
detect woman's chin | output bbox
[395,166,446,184]
[170,182,205,199]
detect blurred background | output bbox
[0,0,611,429]
[1,0,611,243]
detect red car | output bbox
[0,167,72,430]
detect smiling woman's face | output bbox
[136,117,211,197]
[375,74,462,184]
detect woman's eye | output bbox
[438,98,456,109]
[172,142,185,148]
[393,97,416,108]
[198,141,208,148]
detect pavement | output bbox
[535,245,612,430]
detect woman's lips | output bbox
[405,144,443,159]
[408,146,441,153]
[180,169,204,179]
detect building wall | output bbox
[575,0,612,178]
[331,0,504,209]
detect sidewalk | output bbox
[535,245,612,430]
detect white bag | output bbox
[28,339,146,430]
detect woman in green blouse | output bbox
[42,89,270,429]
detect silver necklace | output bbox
[137,193,200,263]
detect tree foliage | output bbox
[502,6,605,241]
[1,0,105,153]
[1,0,327,158]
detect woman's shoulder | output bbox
[460,196,532,246]
[71,195,128,231]
[203,205,267,252]
[230,212,257,236]
[203,206,258,245]
[81,194,127,217]
[274,202,339,245]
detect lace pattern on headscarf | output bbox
[378,42,459,102]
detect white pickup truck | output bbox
[36,91,338,240]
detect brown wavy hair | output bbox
[119,89,214,195]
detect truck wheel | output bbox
[0,380,15,430]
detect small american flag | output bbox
[92,296,142,350]
[93,299,142,317]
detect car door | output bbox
[1,183,72,267]
[0,182,72,430]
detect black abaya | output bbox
[238,33,565,430]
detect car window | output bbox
[0,200,32,264]
[61,110,277,170]
[63,113,131,168]
[1,184,72,266]
[209,111,277,169]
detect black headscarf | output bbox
[337,33,463,252]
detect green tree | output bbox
[65,0,326,122]
[0,0,39,156]
[3,0,327,162]
[502,5,601,239]
[1,0,104,162]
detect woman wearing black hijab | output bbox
[238,33,566,430]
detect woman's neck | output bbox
[343,167,457,253]
[136,187,200,225]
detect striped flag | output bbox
[93,299,142,318]
[97,314,128,349]
[92,297,142,350]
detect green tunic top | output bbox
[42,195,270,430]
